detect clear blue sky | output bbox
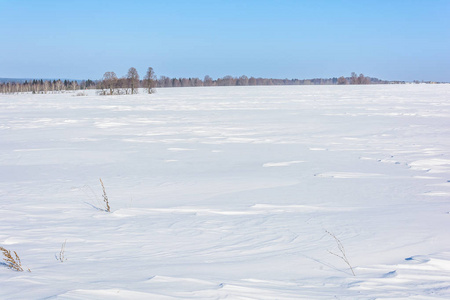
[1,0,449,82]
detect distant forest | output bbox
[0,68,435,95]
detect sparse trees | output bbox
[127,67,140,94]
[350,72,370,85]
[143,67,156,94]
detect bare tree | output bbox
[203,75,213,86]
[349,72,370,85]
[237,75,249,86]
[71,81,78,91]
[43,81,49,93]
[181,78,190,87]
[337,76,348,85]
[143,67,156,94]
[102,71,118,95]
[127,67,140,94]
[219,75,236,86]
[350,72,358,84]
[34,81,41,94]
[117,77,129,94]
[55,80,62,92]
[172,78,181,87]
[159,76,172,87]
[358,73,370,84]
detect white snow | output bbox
[1,84,450,299]
[262,161,305,167]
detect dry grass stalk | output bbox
[57,240,67,262]
[99,178,110,212]
[326,230,355,276]
[0,246,24,272]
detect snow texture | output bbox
[1,85,450,299]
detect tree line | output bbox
[0,67,156,95]
[157,72,382,87]
[0,70,394,95]
[0,79,84,94]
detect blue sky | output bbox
[0,0,449,81]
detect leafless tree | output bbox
[43,81,49,93]
[34,82,41,94]
[337,76,348,85]
[127,67,140,94]
[349,72,370,84]
[350,72,358,84]
[158,76,171,87]
[218,75,236,86]
[203,75,213,86]
[237,75,249,86]
[248,77,257,85]
[358,73,370,84]
[181,78,190,87]
[71,81,78,91]
[102,71,118,95]
[143,67,156,94]
[117,77,129,94]
[172,78,181,87]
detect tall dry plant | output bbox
[326,230,355,276]
[99,178,110,212]
[0,246,25,272]
[57,240,67,262]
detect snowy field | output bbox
[1,84,450,299]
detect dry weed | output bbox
[57,240,67,262]
[326,230,355,276]
[0,246,26,272]
[100,178,110,212]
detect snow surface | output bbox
[1,85,450,299]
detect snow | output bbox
[1,84,450,299]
